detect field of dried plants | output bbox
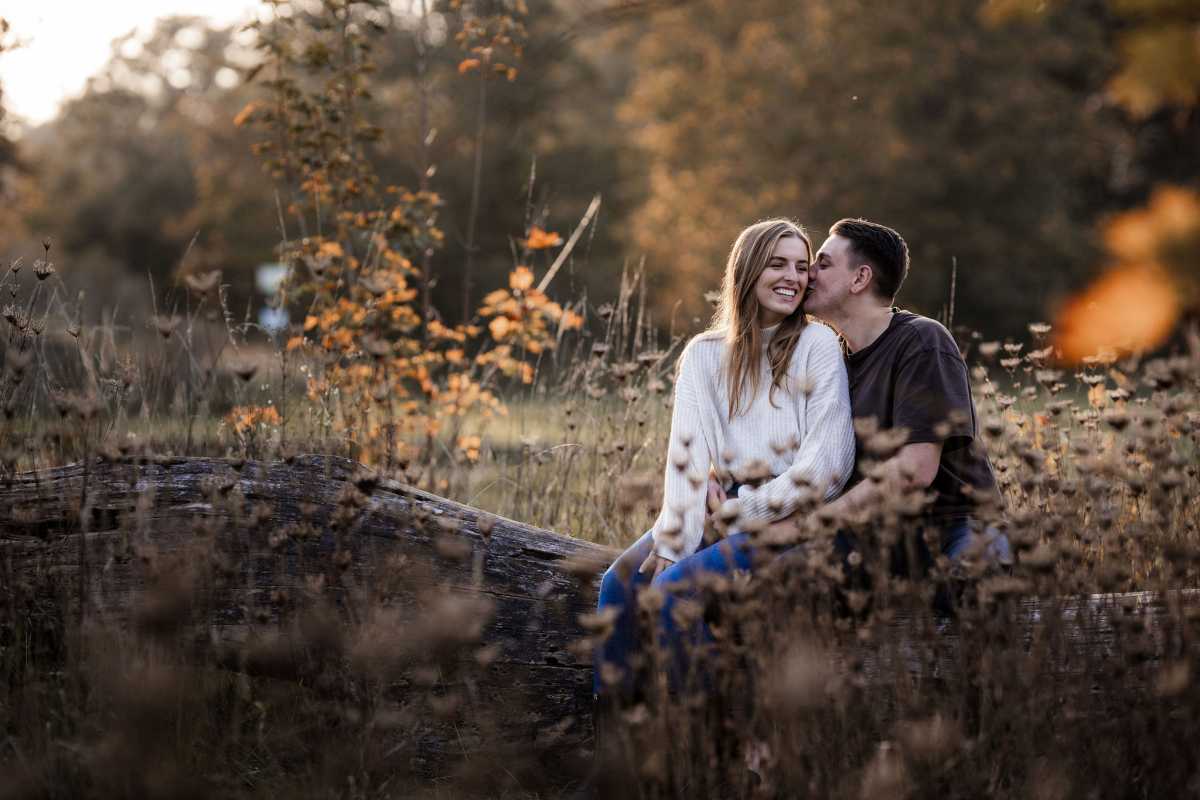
[2,240,1199,798]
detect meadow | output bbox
[2,242,1199,798]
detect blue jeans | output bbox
[593,518,1012,698]
[593,529,756,697]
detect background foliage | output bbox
[1,0,1197,339]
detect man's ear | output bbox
[848,264,874,296]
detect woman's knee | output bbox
[598,564,621,601]
[600,543,652,600]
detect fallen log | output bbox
[1,454,617,776]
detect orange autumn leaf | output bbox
[561,309,585,330]
[233,101,260,128]
[318,241,344,259]
[524,227,563,250]
[458,58,481,75]
[286,335,305,352]
[319,310,340,330]
[509,265,535,291]
[1054,263,1180,364]
[481,288,510,309]
[304,315,319,332]
[224,404,282,436]
[457,434,482,462]
[489,316,512,340]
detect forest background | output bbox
[1,0,1197,345]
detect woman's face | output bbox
[753,234,809,328]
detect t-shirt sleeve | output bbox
[893,347,976,448]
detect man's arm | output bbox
[759,441,943,541]
[824,440,942,518]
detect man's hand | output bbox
[759,511,803,545]
[639,551,672,582]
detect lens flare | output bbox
[1054,264,1180,364]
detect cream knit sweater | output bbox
[650,320,856,562]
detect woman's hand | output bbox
[706,476,728,515]
[639,551,672,582]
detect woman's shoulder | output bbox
[681,328,727,360]
[797,318,843,351]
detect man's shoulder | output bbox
[891,311,961,355]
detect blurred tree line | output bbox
[0,0,1196,337]
[0,17,23,231]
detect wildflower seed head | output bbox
[770,642,837,712]
[184,269,222,294]
[6,346,31,375]
[736,459,772,485]
[229,359,258,382]
[1103,409,1130,431]
[32,259,55,281]
[476,514,495,540]
[154,315,180,339]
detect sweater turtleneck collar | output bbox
[759,322,781,342]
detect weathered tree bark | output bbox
[1,454,617,775]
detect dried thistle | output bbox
[32,259,55,281]
[154,315,181,339]
[184,270,222,294]
[228,359,258,382]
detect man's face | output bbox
[805,234,857,317]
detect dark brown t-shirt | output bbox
[844,309,999,521]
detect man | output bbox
[796,217,1009,581]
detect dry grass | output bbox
[3,221,1200,800]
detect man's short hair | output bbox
[829,218,910,302]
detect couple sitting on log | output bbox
[594,217,1013,703]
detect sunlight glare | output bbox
[0,0,259,126]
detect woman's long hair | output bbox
[712,219,811,418]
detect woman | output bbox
[594,218,856,702]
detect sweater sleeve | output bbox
[650,339,716,562]
[734,325,855,524]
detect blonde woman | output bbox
[593,218,856,703]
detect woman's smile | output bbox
[755,235,810,327]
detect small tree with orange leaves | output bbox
[237,0,578,476]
